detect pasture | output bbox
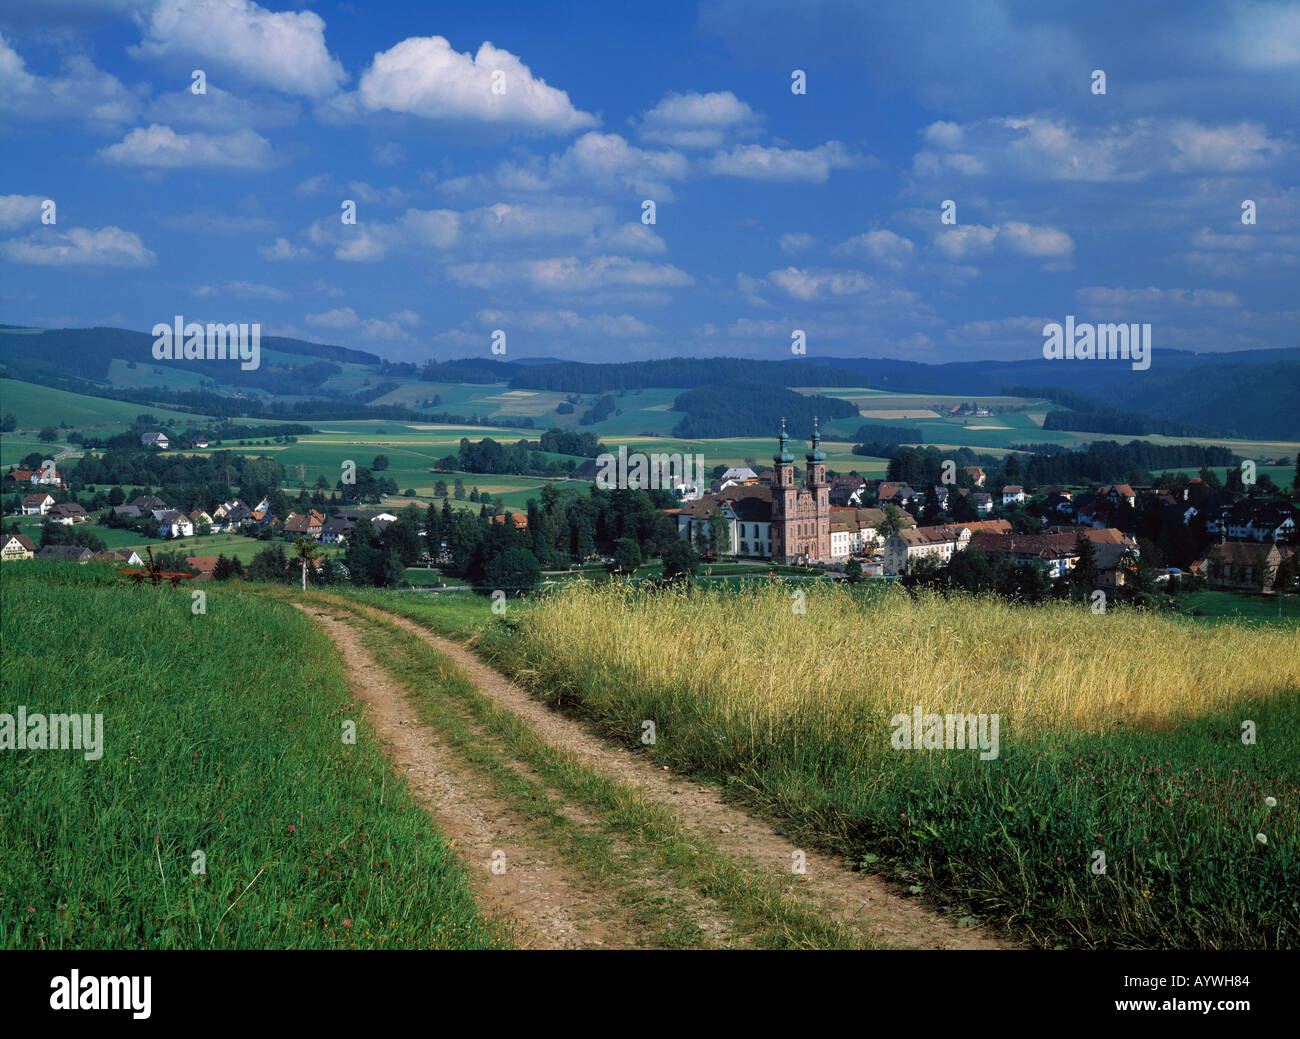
[0,563,501,950]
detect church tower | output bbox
[771,418,796,561]
[806,417,830,560]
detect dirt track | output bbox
[299,600,1013,950]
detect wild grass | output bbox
[370,580,1300,949]
[0,563,501,949]
[510,582,1299,737]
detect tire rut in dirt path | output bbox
[370,606,1015,951]
[295,604,628,949]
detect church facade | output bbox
[673,422,833,564]
[770,420,831,564]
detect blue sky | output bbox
[1,0,1297,365]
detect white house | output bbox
[675,488,774,559]
[47,502,88,525]
[884,525,972,574]
[141,431,170,449]
[22,492,55,516]
[883,520,1013,574]
[1001,485,1025,505]
[828,507,916,560]
[156,510,194,537]
[718,467,758,490]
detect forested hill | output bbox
[671,385,859,438]
[0,325,381,379]
[799,350,1299,440]
[508,358,866,392]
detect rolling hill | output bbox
[0,324,1295,441]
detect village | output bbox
[663,429,1298,597]
[3,426,1296,601]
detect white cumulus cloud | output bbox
[130,0,346,99]
[357,36,595,134]
[635,90,762,149]
[0,226,155,266]
[98,124,273,169]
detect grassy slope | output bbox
[0,563,501,950]
[0,378,197,431]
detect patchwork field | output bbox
[3,378,1295,491]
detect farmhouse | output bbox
[968,531,1083,580]
[284,511,324,538]
[47,502,88,525]
[220,505,256,531]
[320,516,353,543]
[1,533,37,560]
[155,510,194,538]
[489,512,529,531]
[1207,542,1293,593]
[883,519,1012,574]
[877,482,922,509]
[93,548,143,565]
[9,467,61,487]
[141,431,170,450]
[1098,484,1137,508]
[1001,485,1025,505]
[717,467,759,489]
[185,556,221,580]
[22,493,55,516]
[37,545,93,564]
[829,506,916,559]
[1214,501,1297,543]
[829,474,867,506]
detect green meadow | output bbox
[0,378,197,433]
[0,563,502,950]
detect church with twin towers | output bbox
[770,419,831,564]
[675,419,831,565]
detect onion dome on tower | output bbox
[774,417,794,464]
[806,416,826,463]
